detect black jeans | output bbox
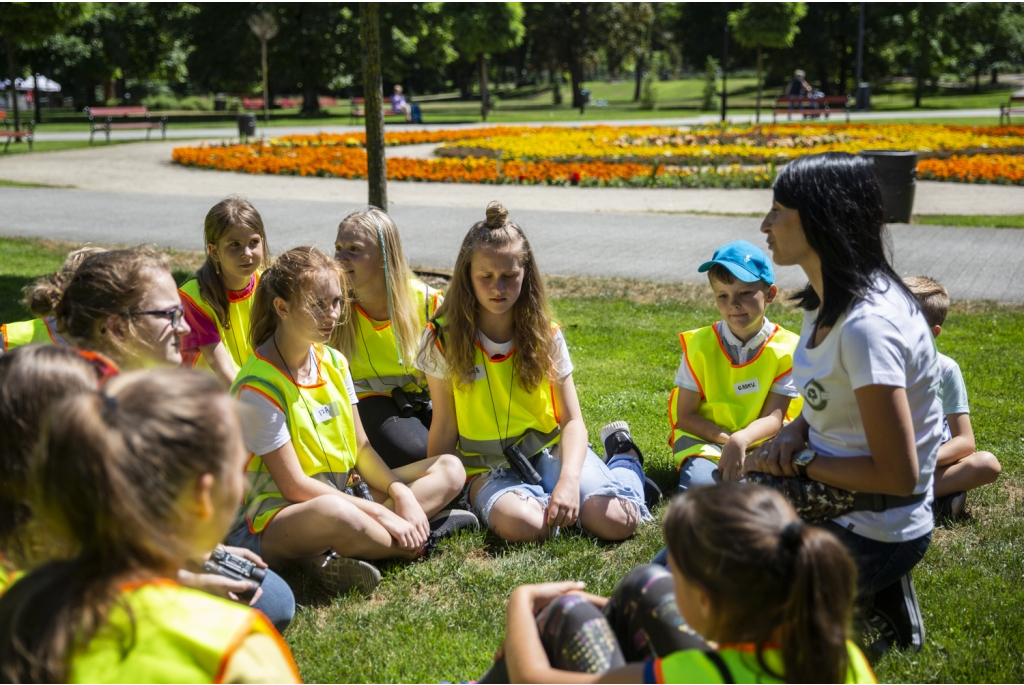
[357,395,431,469]
[820,521,931,598]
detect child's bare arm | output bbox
[937,413,976,466]
[720,392,791,481]
[675,387,730,444]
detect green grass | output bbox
[0,138,199,156]
[1,236,1021,682]
[914,214,1024,229]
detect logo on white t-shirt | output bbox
[803,379,829,410]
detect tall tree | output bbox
[447,3,524,121]
[248,11,278,126]
[361,2,386,211]
[728,2,807,122]
[0,2,89,129]
[598,3,655,101]
[525,2,599,110]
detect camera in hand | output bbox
[504,442,542,485]
[203,547,267,601]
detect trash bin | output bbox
[214,93,227,111]
[859,150,917,223]
[855,82,871,111]
[237,113,256,141]
[411,103,422,124]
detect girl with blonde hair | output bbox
[179,196,269,386]
[417,202,654,543]
[0,370,301,683]
[228,247,473,596]
[331,207,442,468]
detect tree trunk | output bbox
[755,44,763,124]
[360,2,387,211]
[551,66,562,105]
[478,51,489,122]
[914,71,922,108]
[633,53,645,102]
[6,37,19,131]
[991,67,998,85]
[569,55,585,109]
[261,40,270,126]
[974,68,980,94]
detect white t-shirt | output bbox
[791,276,943,543]
[674,316,799,398]
[415,327,574,380]
[937,352,969,443]
[237,348,359,457]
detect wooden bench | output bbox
[0,111,34,152]
[999,94,1024,125]
[84,106,167,144]
[350,97,407,123]
[772,95,851,124]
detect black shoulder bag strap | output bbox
[703,650,736,684]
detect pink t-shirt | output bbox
[180,273,257,350]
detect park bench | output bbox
[350,97,407,124]
[772,95,851,124]
[0,111,34,152]
[999,94,1024,125]
[84,106,167,144]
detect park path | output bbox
[0,140,1022,302]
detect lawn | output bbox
[1,236,1022,682]
[914,214,1024,229]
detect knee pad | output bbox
[604,564,707,660]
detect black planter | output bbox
[859,150,917,223]
[237,113,257,138]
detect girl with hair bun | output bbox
[179,196,270,387]
[0,369,300,683]
[53,246,192,370]
[330,207,442,469]
[499,483,876,684]
[417,202,654,543]
[228,247,472,596]
[1,246,106,356]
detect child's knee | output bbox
[580,495,639,541]
[490,493,548,542]
[311,495,368,531]
[976,451,1002,482]
[434,453,468,493]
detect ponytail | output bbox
[663,483,857,683]
[0,370,236,683]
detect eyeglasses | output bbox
[130,305,185,329]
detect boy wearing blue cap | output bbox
[667,240,803,491]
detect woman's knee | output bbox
[580,495,639,541]
[490,494,548,542]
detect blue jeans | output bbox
[677,456,720,493]
[253,569,296,633]
[468,447,652,533]
[820,522,932,598]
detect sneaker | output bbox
[417,509,480,558]
[868,573,925,653]
[934,491,968,523]
[300,553,381,596]
[599,421,644,465]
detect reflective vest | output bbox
[667,323,803,468]
[653,641,876,684]
[232,344,358,533]
[0,315,68,355]
[0,553,20,598]
[427,318,561,476]
[179,273,259,378]
[347,279,441,399]
[69,579,300,684]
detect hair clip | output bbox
[102,394,118,411]
[780,520,804,551]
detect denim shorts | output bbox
[225,518,263,557]
[465,447,651,532]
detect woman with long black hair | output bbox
[750,152,943,655]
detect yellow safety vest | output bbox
[69,579,299,684]
[427,317,562,476]
[0,315,68,354]
[667,323,803,468]
[179,273,260,378]
[347,278,442,399]
[232,344,358,533]
[653,641,876,684]
[0,553,20,598]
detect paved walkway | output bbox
[1,140,1022,302]
[32,107,1004,143]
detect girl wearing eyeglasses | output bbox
[51,247,191,369]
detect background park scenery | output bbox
[2,1,1024,683]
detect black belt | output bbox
[850,491,928,513]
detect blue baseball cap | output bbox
[698,240,775,285]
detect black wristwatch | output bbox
[794,449,817,479]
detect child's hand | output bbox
[512,581,587,615]
[745,421,806,477]
[391,482,430,542]
[719,440,746,481]
[547,477,580,527]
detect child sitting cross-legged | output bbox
[903,276,1001,521]
[668,240,802,491]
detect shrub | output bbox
[142,94,180,111]
[640,73,657,111]
[702,56,720,111]
[179,96,213,111]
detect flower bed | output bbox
[172,123,1024,188]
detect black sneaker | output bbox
[868,573,926,653]
[418,509,479,558]
[600,421,661,509]
[300,553,381,596]
[934,491,968,523]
